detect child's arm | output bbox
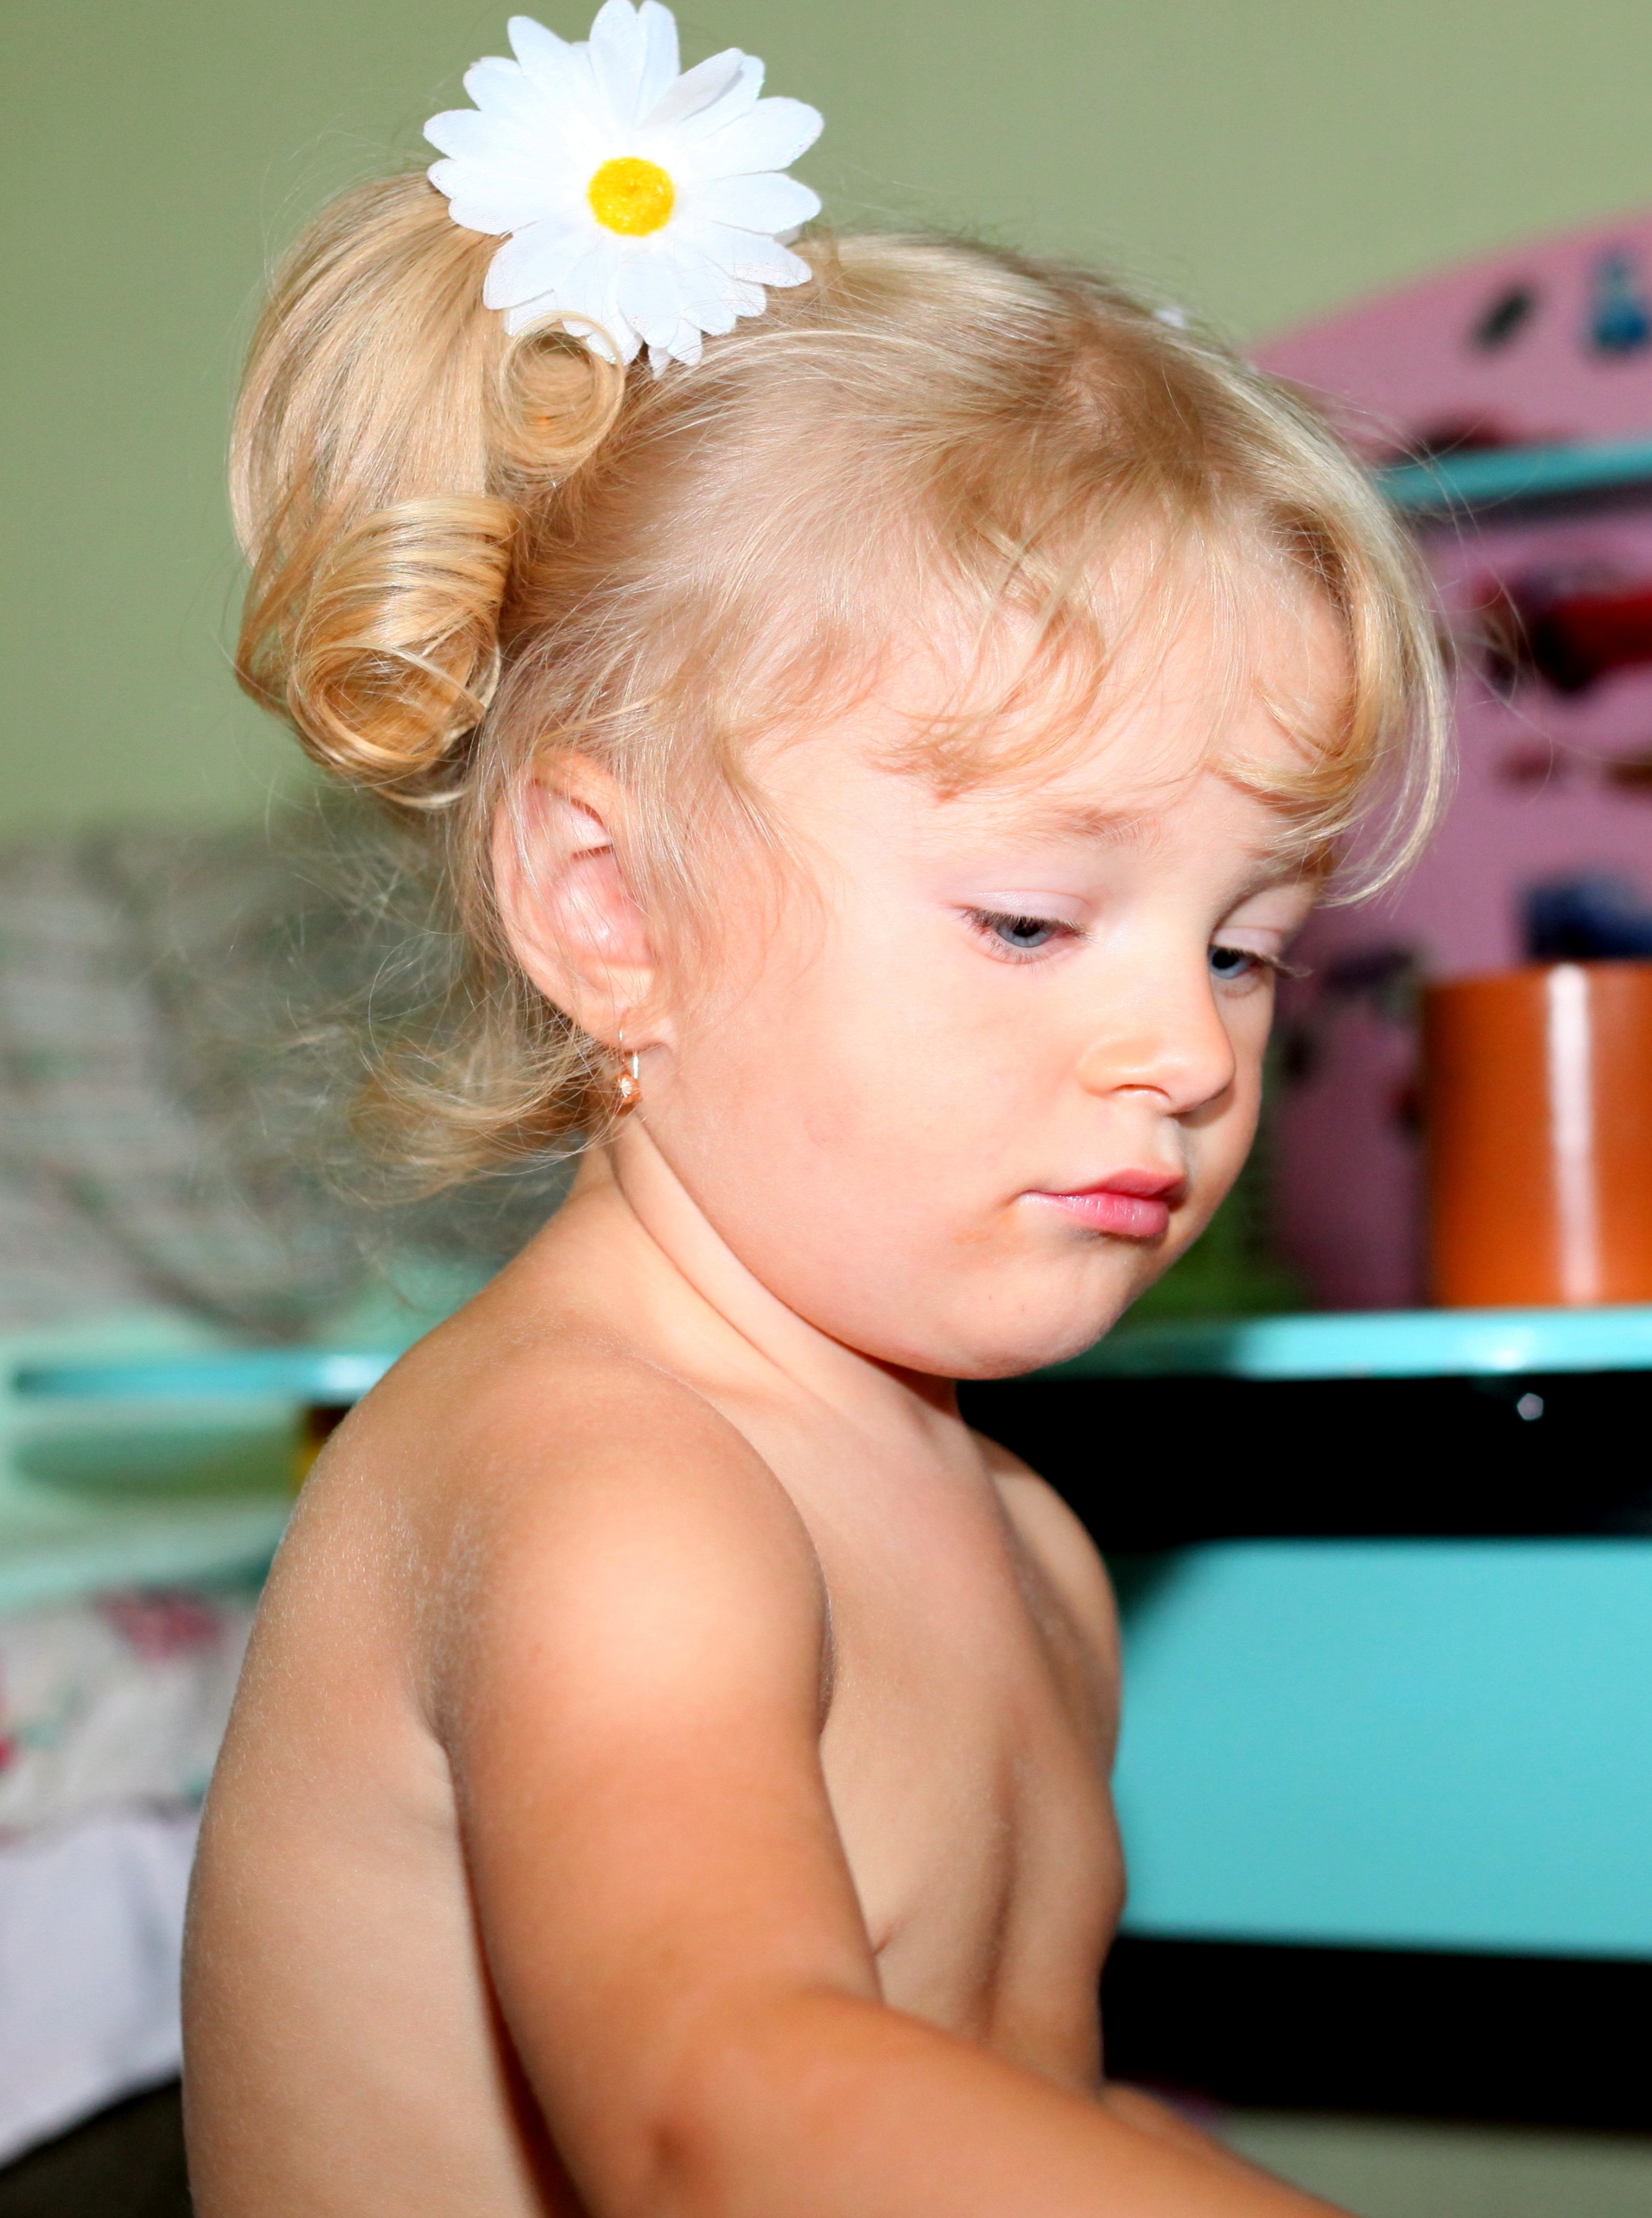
[440,1373,1348,2218]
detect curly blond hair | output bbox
[232,175,1446,1186]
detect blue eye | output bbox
[1209,943,1260,981]
[981,912,1060,952]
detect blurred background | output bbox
[9,6,1652,2215]
[13,0,1652,841]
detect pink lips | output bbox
[1029,1168,1183,1240]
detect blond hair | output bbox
[233,174,1447,1184]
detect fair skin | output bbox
[183,579,1349,2218]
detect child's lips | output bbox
[1027,1171,1184,1240]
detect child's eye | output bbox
[969,910,1074,959]
[1209,943,1307,985]
[1209,943,1261,982]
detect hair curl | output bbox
[232,174,1447,1185]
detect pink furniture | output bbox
[1256,215,1652,1306]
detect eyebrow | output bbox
[974,789,1315,887]
[975,796,1152,848]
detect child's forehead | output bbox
[746,539,1347,879]
[761,708,1314,895]
[864,539,1346,742]
[862,586,1343,819]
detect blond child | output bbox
[183,9,1444,2211]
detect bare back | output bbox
[183,1203,1124,2217]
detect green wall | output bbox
[9,0,1652,836]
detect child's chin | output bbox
[947,1301,1137,1383]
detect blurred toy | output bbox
[1423,961,1652,1305]
[1257,212,1652,1307]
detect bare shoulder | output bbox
[319,1297,813,1540]
[300,1307,834,1723]
[973,1427,1118,1670]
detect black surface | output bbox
[16,1966,1642,2193]
[0,2085,190,2218]
[1103,1935,1652,2131]
[960,1370,1652,1548]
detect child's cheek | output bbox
[1185,1060,1268,1235]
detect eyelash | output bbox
[1209,946,1309,986]
[967,910,1080,960]
[968,910,1309,982]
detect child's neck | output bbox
[546,1129,960,1436]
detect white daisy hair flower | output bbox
[425,1,823,371]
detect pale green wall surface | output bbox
[11,0,1652,836]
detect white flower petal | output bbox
[431,5,824,362]
[676,271,741,335]
[587,0,653,126]
[642,312,701,369]
[689,221,812,288]
[551,236,638,356]
[671,52,764,143]
[482,214,596,308]
[617,244,754,360]
[507,15,571,88]
[564,42,606,114]
[505,288,600,356]
[428,157,560,236]
[614,249,688,346]
[637,44,745,131]
[736,280,769,316]
[661,244,779,331]
[502,290,554,337]
[461,55,549,135]
[686,96,823,179]
[425,104,536,165]
[693,172,820,233]
[606,316,644,363]
[470,61,606,169]
[635,1,681,113]
[425,107,489,157]
[482,56,614,171]
[440,62,603,179]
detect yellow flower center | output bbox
[587,156,675,236]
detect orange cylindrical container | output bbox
[1423,960,1652,1306]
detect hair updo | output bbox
[232,174,1445,1182]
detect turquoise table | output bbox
[0,1318,304,1616]
[1056,1300,1652,1382]
[0,1329,411,1615]
[1112,1537,1652,1959]
[1055,1308,1652,1961]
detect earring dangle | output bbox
[612,1033,642,1118]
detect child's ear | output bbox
[493,759,662,1048]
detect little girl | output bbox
[183,7,1444,2212]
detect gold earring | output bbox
[613,1031,642,1117]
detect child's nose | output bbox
[1074,970,1238,1117]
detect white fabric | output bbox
[0,1807,197,2165]
[0,1592,252,1834]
